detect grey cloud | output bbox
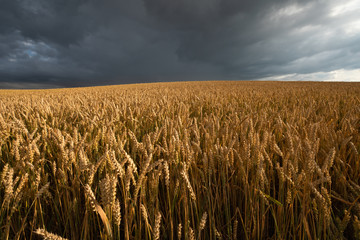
[0,0,359,88]
[0,0,112,48]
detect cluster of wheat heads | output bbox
[0,81,360,239]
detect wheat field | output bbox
[0,81,359,239]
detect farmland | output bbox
[0,81,360,239]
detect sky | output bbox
[0,0,360,88]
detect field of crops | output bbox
[0,81,360,239]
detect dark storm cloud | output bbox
[0,0,359,88]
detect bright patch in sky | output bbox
[344,20,360,36]
[10,40,58,62]
[330,0,360,17]
[280,5,303,16]
[264,69,360,82]
[25,49,37,58]
[329,69,360,82]
[271,4,304,20]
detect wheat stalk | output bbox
[35,228,68,240]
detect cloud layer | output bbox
[0,0,359,88]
